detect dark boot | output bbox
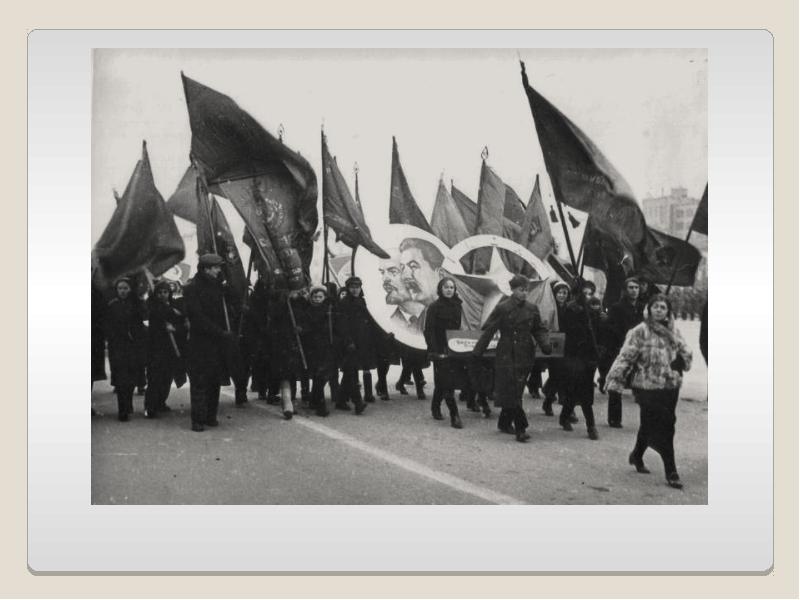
[415,382,427,400]
[235,388,248,407]
[559,407,574,431]
[431,389,444,420]
[479,394,492,418]
[444,394,462,429]
[542,396,555,416]
[362,371,376,403]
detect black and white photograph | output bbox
[90,48,709,505]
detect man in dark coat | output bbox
[183,253,236,432]
[603,276,644,427]
[560,293,606,440]
[473,275,552,442]
[144,281,188,418]
[334,277,373,415]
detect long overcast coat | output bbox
[473,297,552,409]
[104,296,147,390]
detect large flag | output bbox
[450,182,478,232]
[471,161,507,273]
[520,61,647,273]
[389,137,432,233]
[430,177,471,248]
[94,141,184,283]
[690,184,708,235]
[181,73,318,290]
[517,175,555,260]
[641,226,702,286]
[194,176,249,307]
[321,133,389,258]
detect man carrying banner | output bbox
[184,253,236,432]
[473,275,553,443]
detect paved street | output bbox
[92,321,707,505]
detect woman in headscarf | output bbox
[541,280,570,416]
[104,277,147,421]
[267,287,309,420]
[423,277,467,429]
[606,294,693,489]
[143,280,188,418]
[559,293,606,440]
[473,275,553,443]
[301,285,340,417]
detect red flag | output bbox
[690,184,708,235]
[503,185,527,228]
[450,182,477,233]
[430,178,471,248]
[181,73,317,290]
[194,175,249,307]
[641,227,702,286]
[389,137,432,233]
[518,175,555,260]
[472,161,507,273]
[519,61,647,273]
[94,141,184,282]
[322,132,389,258]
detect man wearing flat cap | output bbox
[473,275,552,443]
[183,253,236,432]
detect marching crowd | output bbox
[92,253,707,491]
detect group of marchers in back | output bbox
[92,253,707,492]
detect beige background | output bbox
[8,1,797,598]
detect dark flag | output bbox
[519,61,647,274]
[430,177,471,248]
[165,166,200,223]
[518,175,555,260]
[641,227,702,286]
[194,175,249,307]
[450,182,478,233]
[321,133,389,258]
[94,141,185,282]
[389,137,432,233]
[181,73,318,290]
[690,184,708,235]
[504,185,527,228]
[472,160,507,273]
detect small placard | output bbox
[445,331,565,358]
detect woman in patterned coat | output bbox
[606,294,693,489]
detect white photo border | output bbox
[28,29,772,573]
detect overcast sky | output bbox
[92,48,707,278]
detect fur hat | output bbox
[509,275,530,290]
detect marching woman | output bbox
[423,277,466,429]
[104,277,147,421]
[541,280,571,416]
[301,285,340,417]
[606,294,693,489]
[334,277,373,415]
[267,287,309,420]
[143,281,188,418]
[473,275,552,442]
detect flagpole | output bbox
[237,252,254,337]
[321,128,330,286]
[350,245,358,278]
